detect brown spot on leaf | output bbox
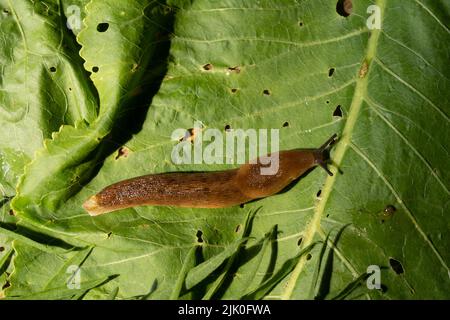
[115,147,130,160]
[359,60,369,78]
[182,127,202,143]
[203,63,213,71]
[381,204,396,223]
[336,0,352,17]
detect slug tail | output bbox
[83,195,110,216]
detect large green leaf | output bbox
[0,0,449,299]
[0,0,98,198]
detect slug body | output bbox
[83,134,337,216]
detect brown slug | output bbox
[83,134,337,216]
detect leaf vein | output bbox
[373,58,449,121]
[350,142,449,273]
[365,97,449,194]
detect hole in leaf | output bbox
[68,87,72,91]
[235,225,241,233]
[203,63,213,71]
[9,209,14,216]
[231,88,238,93]
[282,121,289,127]
[333,105,343,117]
[228,66,241,73]
[263,89,271,96]
[107,232,112,239]
[336,0,352,17]
[297,237,303,246]
[326,214,330,218]
[92,66,99,73]
[239,203,245,208]
[316,189,322,197]
[225,124,231,132]
[97,22,109,32]
[306,253,312,260]
[49,67,56,73]
[389,258,404,275]
[2,9,10,14]
[328,68,335,77]
[0,246,4,252]
[326,100,330,104]
[2,281,10,290]
[298,21,304,27]
[196,230,204,243]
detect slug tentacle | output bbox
[313,133,337,176]
[83,134,338,216]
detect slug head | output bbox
[313,134,338,176]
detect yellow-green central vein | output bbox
[281,0,386,300]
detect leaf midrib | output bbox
[281,0,387,300]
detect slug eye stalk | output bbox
[313,133,338,176]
